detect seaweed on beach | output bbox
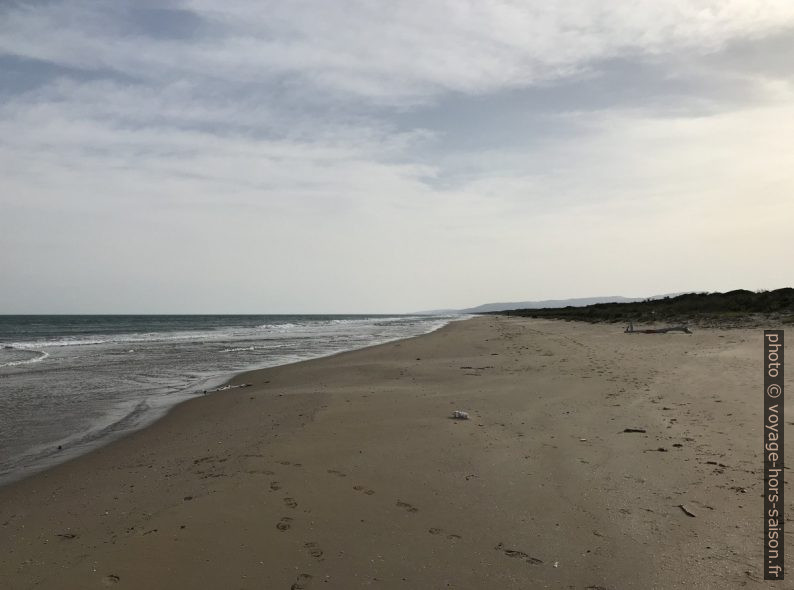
[488,288,794,326]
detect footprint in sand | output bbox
[495,542,543,565]
[278,460,303,467]
[304,541,324,561]
[429,527,462,540]
[270,481,282,491]
[284,497,298,509]
[396,500,419,513]
[102,574,120,586]
[327,469,347,477]
[276,517,293,531]
[291,573,313,589]
[353,485,376,495]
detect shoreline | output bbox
[0,316,462,489]
[1,316,785,588]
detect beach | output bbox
[0,316,786,589]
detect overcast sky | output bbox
[1,1,793,313]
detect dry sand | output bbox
[0,316,789,589]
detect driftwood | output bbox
[678,504,697,518]
[625,322,691,334]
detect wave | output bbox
[2,316,459,359]
[3,316,446,351]
[220,346,255,353]
[6,329,230,350]
[5,321,353,349]
[327,316,431,327]
[330,317,400,325]
[256,322,298,332]
[0,348,49,368]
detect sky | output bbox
[1,1,793,313]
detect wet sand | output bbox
[0,316,788,589]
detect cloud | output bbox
[3,1,794,103]
[0,2,793,311]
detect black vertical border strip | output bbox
[764,329,784,580]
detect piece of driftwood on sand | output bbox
[624,322,692,334]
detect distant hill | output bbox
[460,296,646,314]
[416,295,650,315]
[491,288,794,325]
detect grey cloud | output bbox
[0,55,126,96]
[119,5,209,40]
[394,48,781,151]
[702,26,794,79]
[5,1,794,104]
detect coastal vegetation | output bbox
[491,288,794,325]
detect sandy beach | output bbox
[0,316,788,589]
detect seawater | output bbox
[0,314,458,485]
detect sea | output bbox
[0,314,458,485]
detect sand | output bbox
[0,316,788,589]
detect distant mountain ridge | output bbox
[417,295,656,315]
[460,296,646,313]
